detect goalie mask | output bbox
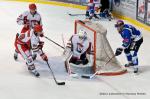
[78,29,87,40]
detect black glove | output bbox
[38,41,44,49]
[40,33,44,37]
[115,48,123,56]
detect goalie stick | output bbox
[81,55,116,79]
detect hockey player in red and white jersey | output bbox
[69,30,91,65]
[17,3,42,32]
[14,24,48,77]
[14,3,43,60]
[30,25,48,63]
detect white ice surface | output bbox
[0,1,150,99]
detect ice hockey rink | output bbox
[0,1,150,99]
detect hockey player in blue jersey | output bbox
[85,2,113,21]
[85,3,99,20]
[114,20,143,73]
[99,8,113,21]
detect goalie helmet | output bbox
[78,29,87,40]
[29,3,37,10]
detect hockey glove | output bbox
[38,41,44,49]
[115,48,123,56]
[40,33,44,37]
[40,53,48,61]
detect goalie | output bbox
[68,29,92,65]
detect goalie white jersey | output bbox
[71,34,90,59]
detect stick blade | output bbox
[68,13,73,16]
[81,75,91,79]
[68,13,85,16]
[57,82,65,85]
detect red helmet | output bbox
[34,24,43,32]
[29,3,37,10]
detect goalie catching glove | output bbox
[115,47,123,56]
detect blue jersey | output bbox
[120,24,142,48]
[87,5,95,15]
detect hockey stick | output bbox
[46,61,65,85]
[68,13,100,17]
[68,13,85,16]
[61,33,66,49]
[68,13,100,16]
[41,50,65,85]
[81,55,116,79]
[44,36,65,49]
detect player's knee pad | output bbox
[125,53,132,62]
[32,54,37,60]
[26,56,34,66]
[133,51,137,57]
[24,50,32,57]
[134,38,143,52]
[28,64,35,70]
[125,53,132,57]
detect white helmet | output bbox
[88,3,94,6]
[95,3,102,8]
[78,29,87,40]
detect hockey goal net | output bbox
[74,20,127,76]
